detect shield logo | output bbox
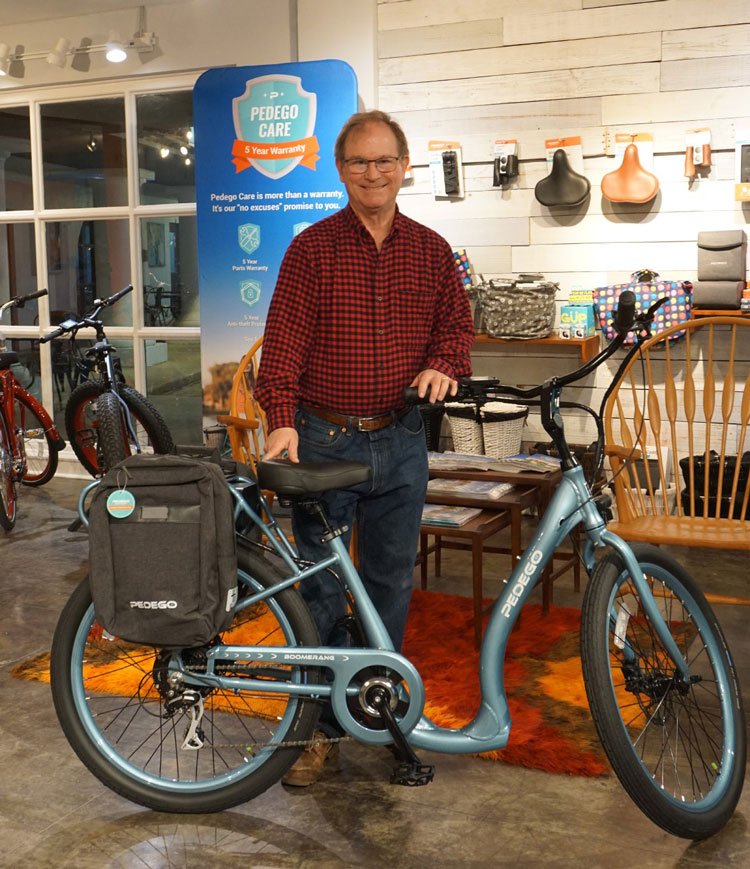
[293,222,312,237]
[232,74,318,179]
[240,280,262,308]
[238,223,261,255]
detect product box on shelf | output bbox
[559,304,596,339]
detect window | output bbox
[0,107,33,211]
[41,98,127,209]
[0,75,201,473]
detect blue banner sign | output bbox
[193,60,357,420]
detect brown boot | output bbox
[282,731,340,787]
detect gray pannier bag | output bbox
[88,453,238,647]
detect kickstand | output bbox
[369,687,435,787]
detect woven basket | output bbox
[445,403,484,454]
[480,402,528,458]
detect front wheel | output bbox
[14,391,58,486]
[0,412,17,530]
[66,381,174,476]
[581,543,746,839]
[50,542,321,813]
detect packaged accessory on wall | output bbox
[492,139,519,187]
[593,271,692,344]
[428,140,464,199]
[535,137,589,207]
[601,141,659,204]
[684,129,711,179]
[475,275,558,339]
[534,148,590,206]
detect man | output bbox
[255,109,474,785]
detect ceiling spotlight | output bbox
[105,33,128,63]
[46,37,71,68]
[179,145,188,156]
[160,147,170,159]
[0,43,11,76]
[184,157,191,166]
[86,133,97,153]
[186,127,194,144]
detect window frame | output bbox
[0,72,201,432]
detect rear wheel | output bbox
[14,392,58,486]
[0,412,17,530]
[66,381,174,476]
[581,543,746,839]
[50,543,321,813]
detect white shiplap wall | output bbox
[377,0,750,448]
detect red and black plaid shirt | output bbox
[256,205,474,431]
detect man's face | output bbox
[336,122,406,216]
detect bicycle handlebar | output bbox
[40,285,133,343]
[0,288,48,318]
[404,289,663,406]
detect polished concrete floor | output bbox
[1,477,749,868]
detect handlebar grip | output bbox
[14,289,48,309]
[613,290,637,335]
[403,386,428,405]
[98,285,133,308]
[40,326,64,344]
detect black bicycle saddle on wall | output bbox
[534,148,591,207]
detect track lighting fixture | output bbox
[46,38,71,68]
[0,6,157,81]
[86,133,97,153]
[0,43,11,76]
[105,33,128,64]
[160,147,170,159]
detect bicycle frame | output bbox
[74,461,690,756]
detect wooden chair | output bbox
[602,316,750,551]
[216,336,267,476]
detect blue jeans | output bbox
[292,405,428,653]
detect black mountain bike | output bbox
[40,286,175,476]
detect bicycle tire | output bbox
[95,391,129,471]
[0,412,17,530]
[66,381,175,477]
[50,542,321,813]
[14,391,58,486]
[581,543,746,839]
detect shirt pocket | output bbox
[395,280,436,326]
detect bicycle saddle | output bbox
[258,459,372,495]
[0,351,20,369]
[601,143,659,203]
[534,148,591,207]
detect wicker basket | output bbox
[445,402,484,454]
[480,402,528,458]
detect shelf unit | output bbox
[473,333,600,362]
[691,309,750,318]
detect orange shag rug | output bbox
[402,589,609,777]
[12,589,608,777]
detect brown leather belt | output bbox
[300,404,403,432]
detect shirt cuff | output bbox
[267,406,296,432]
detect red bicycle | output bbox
[0,289,66,530]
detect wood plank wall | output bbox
[377,0,750,454]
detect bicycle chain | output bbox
[177,663,354,751]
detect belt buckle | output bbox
[356,416,369,432]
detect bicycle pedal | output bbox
[390,762,435,787]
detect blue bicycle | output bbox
[50,292,746,839]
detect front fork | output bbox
[582,530,690,681]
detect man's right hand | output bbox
[263,427,299,462]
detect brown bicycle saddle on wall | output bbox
[534,148,591,207]
[601,143,659,204]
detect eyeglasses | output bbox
[342,156,402,174]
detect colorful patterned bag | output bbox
[593,271,692,344]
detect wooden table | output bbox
[419,509,513,648]
[426,465,580,612]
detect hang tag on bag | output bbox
[106,468,136,519]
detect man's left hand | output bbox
[410,368,458,404]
